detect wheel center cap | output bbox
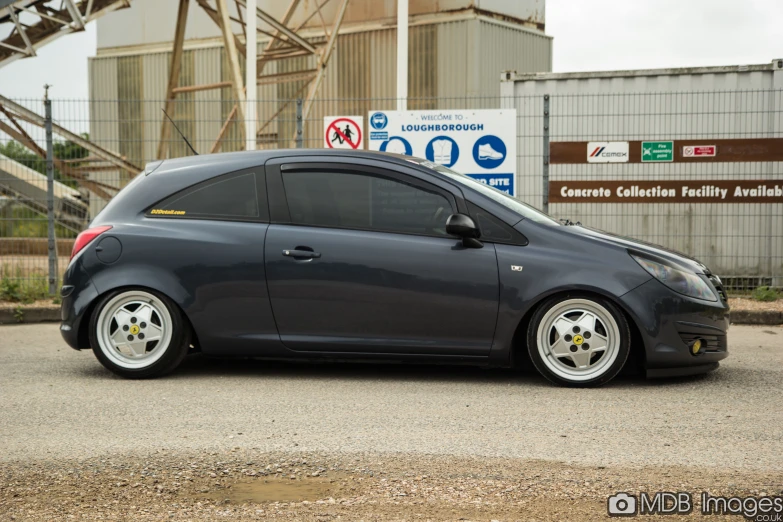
[129,325,140,335]
[573,334,584,345]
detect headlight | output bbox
[631,255,717,301]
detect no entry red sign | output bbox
[683,145,716,157]
[324,116,363,149]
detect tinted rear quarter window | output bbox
[150,171,266,221]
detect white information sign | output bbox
[587,142,630,163]
[367,109,517,195]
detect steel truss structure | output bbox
[0,0,350,200]
[0,0,131,68]
[158,0,349,158]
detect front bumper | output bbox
[620,278,729,378]
[60,258,99,350]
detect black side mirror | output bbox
[446,213,483,248]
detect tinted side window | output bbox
[282,171,453,237]
[468,202,527,245]
[152,172,261,220]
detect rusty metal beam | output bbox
[257,68,316,86]
[196,0,246,57]
[296,0,349,143]
[0,94,141,176]
[215,0,245,142]
[172,80,232,94]
[7,7,35,57]
[63,0,85,30]
[235,0,315,54]
[157,0,190,160]
[0,117,115,199]
[210,104,239,154]
[1,0,132,72]
[256,0,302,75]
[256,80,309,136]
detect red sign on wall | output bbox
[683,145,716,157]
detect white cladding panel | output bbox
[96,0,546,49]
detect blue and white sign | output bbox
[425,136,459,167]
[473,135,506,169]
[370,112,388,130]
[466,173,515,196]
[379,136,412,155]
[367,109,517,195]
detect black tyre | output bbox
[88,288,190,379]
[527,294,631,387]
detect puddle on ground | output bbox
[196,477,340,504]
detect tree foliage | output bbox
[0,133,89,188]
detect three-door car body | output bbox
[60,150,729,386]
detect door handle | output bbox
[282,249,321,260]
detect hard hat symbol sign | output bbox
[325,117,362,149]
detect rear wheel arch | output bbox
[79,284,200,352]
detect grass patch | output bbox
[0,206,78,239]
[0,266,52,304]
[751,286,780,302]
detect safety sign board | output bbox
[683,145,716,157]
[367,109,517,195]
[642,141,674,162]
[324,116,363,149]
[587,142,629,163]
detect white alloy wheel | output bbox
[532,297,627,385]
[95,290,174,370]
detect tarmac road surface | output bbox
[1,323,781,521]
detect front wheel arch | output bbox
[511,289,646,374]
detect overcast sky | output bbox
[0,0,781,100]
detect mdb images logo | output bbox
[607,493,638,517]
[371,112,388,130]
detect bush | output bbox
[0,266,50,304]
[751,286,780,302]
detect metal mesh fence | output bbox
[0,91,780,302]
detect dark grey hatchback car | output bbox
[60,149,729,386]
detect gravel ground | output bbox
[731,297,783,312]
[1,323,782,520]
[3,451,781,521]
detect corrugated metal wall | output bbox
[503,65,783,282]
[89,17,552,153]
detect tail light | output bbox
[70,225,113,261]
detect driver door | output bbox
[263,159,500,356]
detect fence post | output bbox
[295,98,303,148]
[44,86,57,296]
[542,94,550,214]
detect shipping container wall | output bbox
[503,64,783,282]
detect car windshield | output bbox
[405,158,560,225]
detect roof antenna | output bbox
[161,109,198,156]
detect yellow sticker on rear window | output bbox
[150,209,186,216]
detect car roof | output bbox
[150,148,419,176]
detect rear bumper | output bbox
[620,278,730,378]
[60,259,99,350]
